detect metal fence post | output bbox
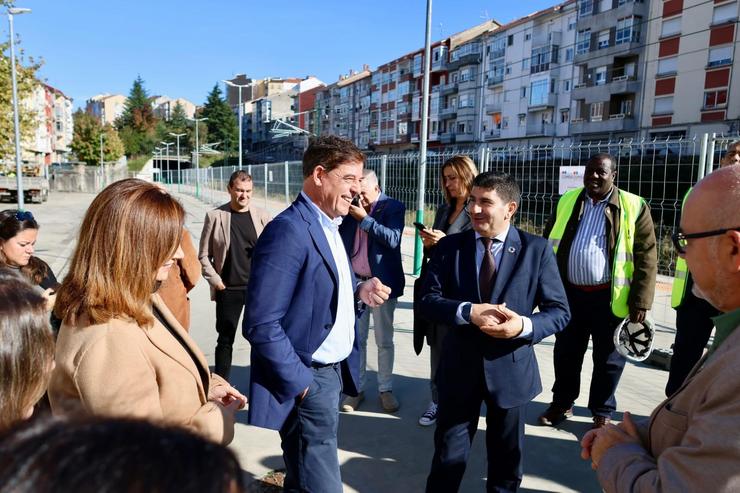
[705,133,717,177]
[284,161,290,205]
[380,155,388,192]
[264,163,268,208]
[478,146,487,172]
[697,133,709,182]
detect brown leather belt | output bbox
[571,282,610,292]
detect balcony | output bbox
[439,132,456,144]
[485,97,503,114]
[570,115,638,134]
[457,104,477,118]
[439,106,457,118]
[571,77,640,104]
[487,72,504,86]
[431,57,448,72]
[527,93,557,111]
[526,122,555,136]
[448,43,482,70]
[455,131,475,143]
[484,129,502,140]
[438,82,458,95]
[411,132,420,142]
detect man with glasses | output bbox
[420,172,569,492]
[582,163,740,492]
[243,135,391,493]
[539,153,657,429]
[667,140,740,396]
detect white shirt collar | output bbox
[301,191,344,229]
[475,224,510,244]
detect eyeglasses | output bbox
[672,227,740,254]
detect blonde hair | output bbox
[54,179,184,327]
[0,269,54,432]
[440,155,478,205]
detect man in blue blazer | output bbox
[244,136,391,493]
[339,170,406,413]
[420,171,570,492]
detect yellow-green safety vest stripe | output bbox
[671,189,692,308]
[548,187,645,318]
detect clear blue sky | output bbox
[6,0,556,108]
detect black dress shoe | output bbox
[538,405,574,426]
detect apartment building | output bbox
[151,96,197,120]
[641,0,740,138]
[46,84,74,162]
[85,94,127,125]
[568,0,649,142]
[481,1,577,146]
[370,53,416,152]
[323,68,372,149]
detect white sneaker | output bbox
[418,402,438,426]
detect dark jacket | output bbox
[544,186,658,311]
[339,192,406,299]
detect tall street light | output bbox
[169,132,186,193]
[223,79,249,170]
[189,116,208,199]
[99,132,106,187]
[7,7,31,210]
[161,141,173,185]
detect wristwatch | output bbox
[461,303,472,324]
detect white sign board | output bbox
[558,166,585,195]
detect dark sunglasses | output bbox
[15,210,34,222]
[672,227,740,254]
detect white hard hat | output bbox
[613,317,655,362]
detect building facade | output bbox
[85,94,127,125]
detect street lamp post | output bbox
[223,79,249,170]
[189,116,208,199]
[7,7,32,210]
[161,142,173,185]
[99,132,106,187]
[169,132,186,193]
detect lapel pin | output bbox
[508,246,516,254]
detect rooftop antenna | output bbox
[480,10,489,20]
[438,22,444,39]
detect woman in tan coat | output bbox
[49,179,245,445]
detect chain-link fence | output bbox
[162,134,739,278]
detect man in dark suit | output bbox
[420,171,570,492]
[339,169,405,413]
[243,135,391,493]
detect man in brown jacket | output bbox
[199,170,271,379]
[582,164,740,492]
[159,229,201,330]
[539,154,657,429]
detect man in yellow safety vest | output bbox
[539,153,657,429]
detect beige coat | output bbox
[598,322,740,492]
[198,203,271,301]
[49,294,235,445]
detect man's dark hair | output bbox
[472,171,521,205]
[587,153,617,172]
[0,416,246,493]
[228,170,252,188]
[302,135,365,179]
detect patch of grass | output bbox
[127,155,150,172]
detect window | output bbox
[530,79,550,106]
[490,37,506,59]
[522,58,530,70]
[661,17,681,37]
[413,54,422,74]
[568,17,576,31]
[654,96,674,114]
[598,30,610,49]
[577,29,591,54]
[657,56,677,75]
[502,116,509,129]
[518,114,526,126]
[505,65,512,75]
[590,102,603,121]
[564,80,572,92]
[457,121,470,134]
[595,66,607,85]
[713,3,737,24]
[458,93,475,108]
[520,86,527,99]
[579,0,593,17]
[620,99,633,115]
[507,34,514,46]
[397,122,408,135]
[704,89,728,108]
[560,108,570,123]
[598,0,610,13]
[459,67,476,82]
[489,59,505,83]
[565,47,574,62]
[616,16,641,45]
[708,46,732,67]
[531,45,559,73]
[525,32,531,41]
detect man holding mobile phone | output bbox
[339,169,406,413]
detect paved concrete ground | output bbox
[25,188,677,493]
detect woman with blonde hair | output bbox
[0,269,55,432]
[414,155,479,426]
[49,179,245,444]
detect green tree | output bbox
[169,102,189,134]
[116,76,160,156]
[0,40,42,164]
[200,84,238,159]
[70,109,124,166]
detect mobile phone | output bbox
[351,195,361,207]
[413,222,427,231]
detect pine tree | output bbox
[169,102,189,133]
[116,76,160,156]
[200,84,238,158]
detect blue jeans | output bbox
[279,364,343,493]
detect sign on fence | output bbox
[558,166,585,195]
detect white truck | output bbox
[0,163,50,203]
